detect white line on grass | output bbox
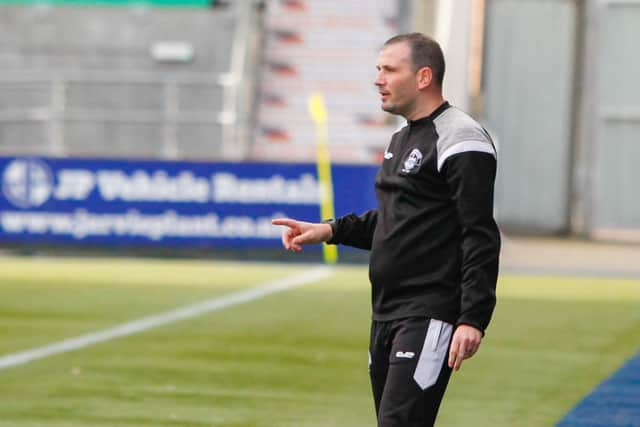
[0,266,334,370]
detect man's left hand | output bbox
[448,324,482,371]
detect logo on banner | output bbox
[2,158,54,208]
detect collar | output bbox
[407,101,450,127]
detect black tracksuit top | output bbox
[328,101,500,333]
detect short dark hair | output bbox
[384,33,445,87]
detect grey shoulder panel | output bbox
[434,107,496,172]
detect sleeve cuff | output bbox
[323,218,339,244]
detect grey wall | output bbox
[483,0,577,233]
[484,0,640,241]
[581,1,640,240]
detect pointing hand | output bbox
[272,218,333,252]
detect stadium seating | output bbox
[0,0,404,164]
[252,0,402,163]
[0,2,253,160]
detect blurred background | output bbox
[1,2,640,426]
[1,0,638,256]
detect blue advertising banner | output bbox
[0,157,378,249]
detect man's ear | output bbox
[417,66,433,90]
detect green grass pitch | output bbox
[1,256,639,426]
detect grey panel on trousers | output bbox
[590,4,640,232]
[64,120,164,158]
[66,81,165,110]
[0,82,50,109]
[178,84,224,112]
[0,121,49,149]
[176,123,223,159]
[483,0,576,232]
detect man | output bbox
[272,33,500,426]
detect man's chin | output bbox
[381,104,395,114]
[381,104,401,116]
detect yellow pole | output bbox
[308,92,338,264]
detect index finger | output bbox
[453,352,464,371]
[448,339,463,371]
[272,218,297,228]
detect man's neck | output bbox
[405,94,446,121]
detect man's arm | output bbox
[326,209,378,250]
[442,150,501,370]
[272,209,378,252]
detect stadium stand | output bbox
[0,1,259,160]
[0,0,408,164]
[252,0,404,163]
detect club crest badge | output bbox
[402,148,423,173]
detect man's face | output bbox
[375,42,419,118]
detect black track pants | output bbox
[369,317,454,427]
